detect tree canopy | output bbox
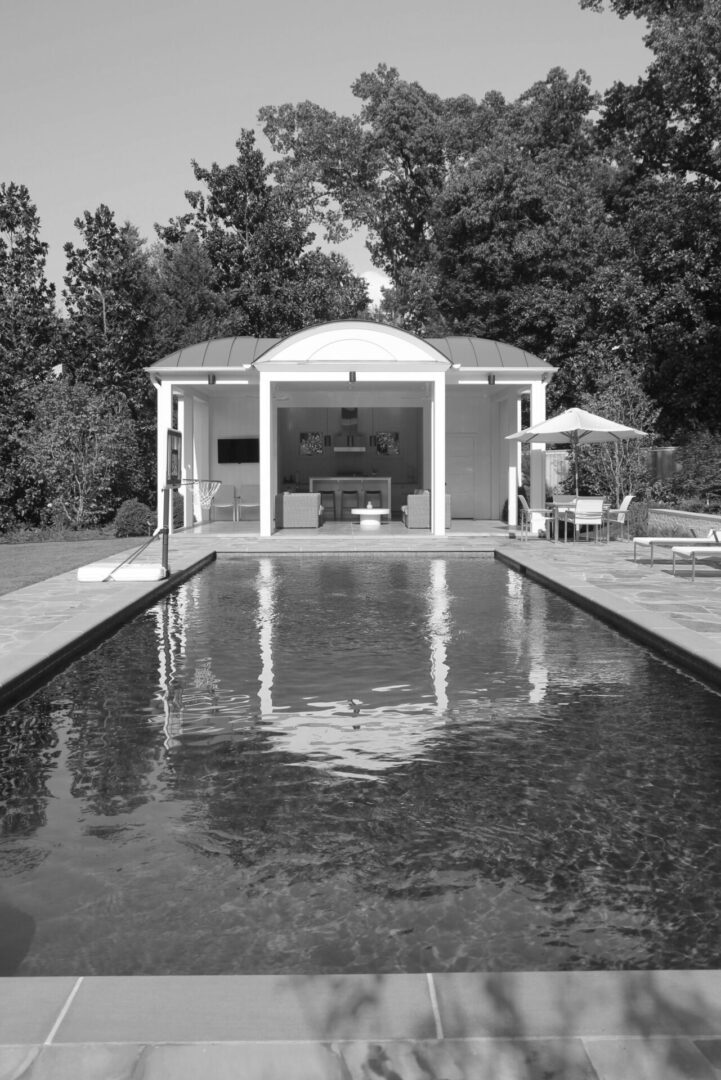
[1,0,721,528]
[155,129,368,339]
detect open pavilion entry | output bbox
[147,321,556,538]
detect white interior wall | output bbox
[192,398,210,522]
[445,389,495,518]
[209,389,261,490]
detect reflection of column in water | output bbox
[427,558,450,716]
[504,567,548,705]
[155,580,192,748]
[528,582,549,705]
[256,558,276,717]
[505,567,525,667]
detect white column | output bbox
[156,381,173,532]
[177,393,195,529]
[507,396,521,529]
[529,380,547,533]
[259,374,273,537]
[431,373,446,535]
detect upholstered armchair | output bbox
[401,492,452,529]
[274,492,323,529]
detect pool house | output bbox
[148,320,556,536]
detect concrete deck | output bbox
[2,522,721,1078]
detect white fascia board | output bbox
[264,370,345,383]
[156,377,250,386]
[458,378,550,386]
[355,370,439,382]
[147,364,252,373]
[454,366,555,373]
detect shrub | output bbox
[625,499,649,537]
[21,380,143,529]
[114,499,152,538]
[671,431,721,503]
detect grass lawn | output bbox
[0,535,141,596]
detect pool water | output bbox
[2,555,721,976]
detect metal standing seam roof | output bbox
[148,334,553,373]
[150,337,281,370]
[426,337,552,370]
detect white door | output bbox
[446,435,477,518]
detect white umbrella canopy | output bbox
[506,408,647,495]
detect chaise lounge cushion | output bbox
[275,492,323,529]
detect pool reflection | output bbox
[3,556,721,976]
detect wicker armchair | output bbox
[401,492,452,529]
[274,492,323,529]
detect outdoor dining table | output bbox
[554,496,609,542]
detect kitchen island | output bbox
[309,477,391,520]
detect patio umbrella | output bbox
[506,407,647,495]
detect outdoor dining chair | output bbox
[517,494,556,540]
[558,496,605,542]
[604,494,635,541]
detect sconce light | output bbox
[207,374,216,385]
[487,374,496,385]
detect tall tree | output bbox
[579,0,721,435]
[61,205,158,494]
[149,233,223,359]
[592,0,721,184]
[0,183,58,528]
[155,129,368,336]
[261,65,473,322]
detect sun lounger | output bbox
[672,545,721,581]
[633,531,721,565]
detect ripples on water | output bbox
[1,555,721,975]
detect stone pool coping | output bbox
[498,542,721,692]
[2,531,721,1076]
[3,971,721,1078]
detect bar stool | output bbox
[318,489,336,520]
[364,489,382,508]
[341,489,360,520]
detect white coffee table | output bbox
[351,508,389,530]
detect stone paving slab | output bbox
[53,975,438,1043]
[434,970,721,1039]
[4,973,721,1078]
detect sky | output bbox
[1,0,651,303]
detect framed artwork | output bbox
[300,432,324,455]
[375,431,400,455]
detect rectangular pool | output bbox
[1,555,720,975]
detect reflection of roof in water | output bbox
[261,702,448,779]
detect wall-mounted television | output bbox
[217,437,260,464]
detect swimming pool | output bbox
[1,555,721,975]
